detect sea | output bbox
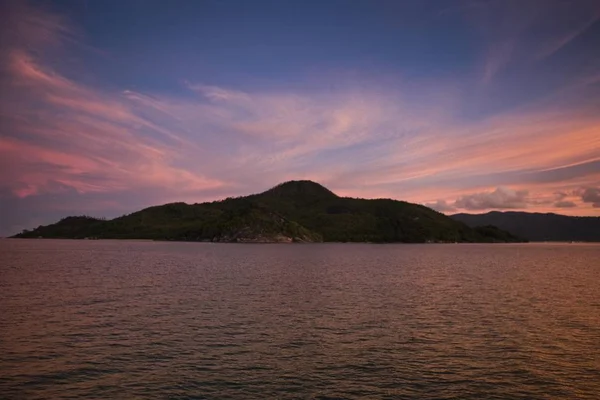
[1,239,599,399]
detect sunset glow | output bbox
[1,0,599,235]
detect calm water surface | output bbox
[1,240,599,399]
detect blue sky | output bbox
[1,0,600,235]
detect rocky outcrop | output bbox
[211,223,323,243]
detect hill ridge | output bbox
[13,180,523,243]
[452,211,600,242]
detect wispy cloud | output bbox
[466,0,600,84]
[0,11,223,202]
[1,0,74,49]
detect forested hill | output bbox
[452,211,600,242]
[13,180,523,243]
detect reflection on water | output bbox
[1,240,599,399]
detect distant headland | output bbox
[452,211,600,242]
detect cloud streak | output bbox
[1,12,223,204]
[467,0,600,84]
[554,201,577,208]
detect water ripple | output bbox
[1,240,599,399]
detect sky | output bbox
[1,0,600,236]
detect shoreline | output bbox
[9,238,599,244]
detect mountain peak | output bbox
[261,180,338,198]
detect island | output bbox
[13,180,524,243]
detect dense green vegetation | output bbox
[453,211,600,242]
[13,180,524,243]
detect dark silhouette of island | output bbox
[452,211,600,242]
[13,180,523,243]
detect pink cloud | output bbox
[114,82,600,215]
[2,52,223,200]
[454,187,529,210]
[13,184,39,199]
[1,1,73,49]
[1,0,599,221]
